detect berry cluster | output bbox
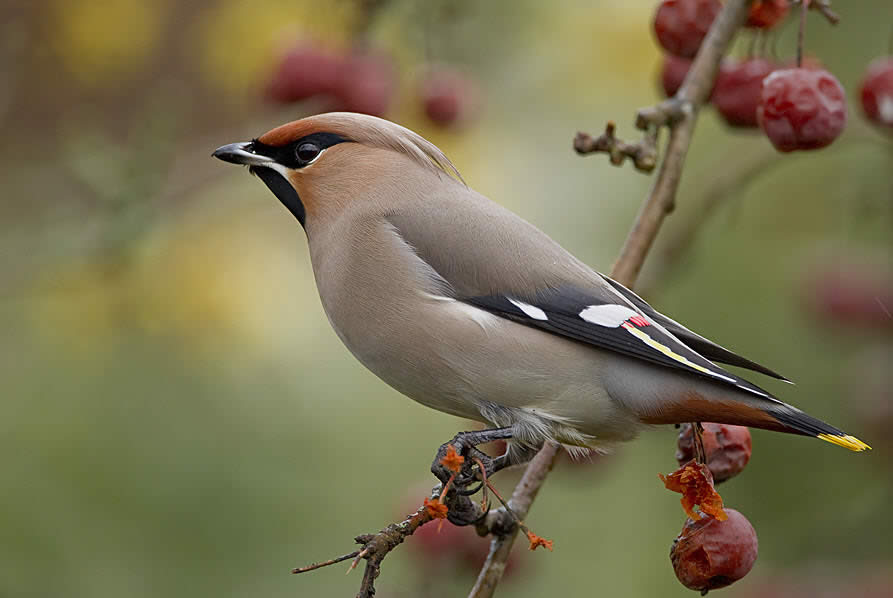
[655,0,892,153]
[665,424,757,592]
[265,39,477,128]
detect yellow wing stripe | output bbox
[621,323,735,383]
[817,434,872,452]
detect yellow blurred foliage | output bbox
[25,201,319,359]
[531,2,661,103]
[195,0,357,98]
[50,0,168,87]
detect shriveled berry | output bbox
[676,423,752,483]
[265,41,344,104]
[713,58,776,127]
[758,67,847,152]
[332,49,396,116]
[653,0,721,58]
[859,56,893,129]
[671,508,758,593]
[421,66,477,127]
[746,0,790,29]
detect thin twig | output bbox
[468,2,753,596]
[808,0,840,25]
[291,550,361,574]
[797,0,807,67]
[574,122,659,172]
[291,483,468,598]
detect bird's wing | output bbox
[598,274,790,382]
[386,190,782,401]
[464,288,780,401]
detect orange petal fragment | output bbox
[526,530,554,551]
[440,444,465,473]
[659,460,728,521]
[423,497,449,519]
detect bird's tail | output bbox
[765,403,871,452]
[636,388,871,452]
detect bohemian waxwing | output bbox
[213,112,869,466]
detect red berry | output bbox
[332,50,396,116]
[859,56,893,130]
[660,55,692,98]
[671,508,758,593]
[758,67,847,152]
[676,423,752,483]
[659,54,720,99]
[713,58,777,127]
[653,0,721,58]
[803,261,893,330]
[265,41,344,104]
[421,66,477,127]
[746,0,790,29]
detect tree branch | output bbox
[468,440,561,597]
[610,0,752,287]
[467,1,753,595]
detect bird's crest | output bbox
[257,112,464,183]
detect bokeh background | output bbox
[2,1,891,596]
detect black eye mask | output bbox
[247,132,351,228]
[250,133,349,169]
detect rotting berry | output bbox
[758,67,847,152]
[671,508,758,593]
[746,0,790,29]
[653,0,721,59]
[713,58,777,128]
[676,423,752,484]
[859,56,893,130]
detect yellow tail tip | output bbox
[817,433,872,452]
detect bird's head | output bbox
[212,112,461,230]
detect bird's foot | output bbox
[430,427,514,526]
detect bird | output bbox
[212,111,869,471]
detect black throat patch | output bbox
[251,167,306,227]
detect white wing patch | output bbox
[580,302,765,394]
[579,304,639,327]
[508,298,548,321]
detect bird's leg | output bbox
[431,427,514,525]
[431,427,514,483]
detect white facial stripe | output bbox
[508,298,548,321]
[264,162,292,177]
[579,304,639,327]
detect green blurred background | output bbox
[2,1,891,596]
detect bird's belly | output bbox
[325,295,643,446]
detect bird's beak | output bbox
[212,142,276,167]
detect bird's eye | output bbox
[296,142,321,165]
